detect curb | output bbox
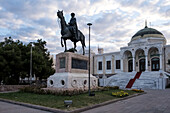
[0,92,146,113]
[69,92,146,113]
[0,98,66,113]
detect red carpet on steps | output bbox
[126,72,142,88]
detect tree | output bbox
[32,39,55,80]
[0,37,55,84]
[0,37,23,84]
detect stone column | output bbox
[132,51,135,72]
[132,57,135,72]
[121,58,123,72]
[93,57,97,75]
[103,56,106,75]
[144,48,148,72]
[145,54,148,72]
[112,56,114,74]
[160,54,162,70]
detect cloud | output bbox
[0,0,169,55]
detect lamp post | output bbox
[87,23,92,96]
[30,42,33,84]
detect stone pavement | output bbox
[0,101,52,113]
[0,89,170,113]
[82,89,170,113]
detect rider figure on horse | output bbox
[68,13,79,41]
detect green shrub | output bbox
[20,86,120,96]
[102,86,119,90]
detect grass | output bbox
[0,89,137,110]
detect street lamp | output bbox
[87,23,92,96]
[30,42,33,84]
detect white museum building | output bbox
[92,24,170,89]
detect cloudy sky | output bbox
[0,0,170,55]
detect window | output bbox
[98,62,102,70]
[107,61,111,70]
[116,60,121,69]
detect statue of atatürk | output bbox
[68,13,79,41]
[57,10,86,55]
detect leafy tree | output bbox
[0,37,23,84]
[32,39,55,80]
[0,37,55,84]
[33,39,55,81]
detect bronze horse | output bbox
[57,10,86,55]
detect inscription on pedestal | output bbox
[60,57,65,68]
[72,58,87,70]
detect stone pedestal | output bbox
[47,52,98,89]
[55,52,88,73]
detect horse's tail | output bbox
[79,31,86,48]
[82,35,86,48]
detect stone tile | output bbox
[0,101,52,113]
[81,89,170,113]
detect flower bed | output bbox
[20,85,120,96]
[131,89,144,93]
[112,91,129,97]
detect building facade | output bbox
[94,25,170,76]
[92,25,170,89]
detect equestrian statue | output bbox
[57,10,86,55]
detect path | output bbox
[0,101,52,113]
[82,89,170,113]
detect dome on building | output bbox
[131,25,165,41]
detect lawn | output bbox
[0,89,138,110]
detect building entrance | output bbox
[139,59,145,72]
[128,60,133,72]
[151,58,159,71]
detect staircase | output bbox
[126,72,142,88]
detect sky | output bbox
[0,0,170,55]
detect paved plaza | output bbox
[82,89,170,113]
[0,89,170,113]
[0,101,52,113]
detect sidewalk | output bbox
[1,89,170,113]
[82,89,170,113]
[0,101,52,113]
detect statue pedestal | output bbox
[55,52,88,73]
[47,52,98,89]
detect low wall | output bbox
[0,85,29,92]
